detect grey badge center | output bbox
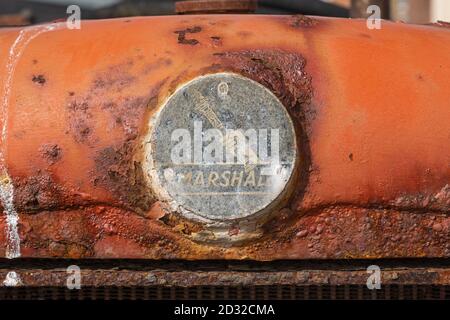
[145,73,297,225]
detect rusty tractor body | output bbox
[0,14,448,292]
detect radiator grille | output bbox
[0,285,449,300]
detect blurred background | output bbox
[0,0,448,26]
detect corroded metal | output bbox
[0,15,447,260]
[1,264,450,287]
[176,0,257,14]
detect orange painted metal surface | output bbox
[0,15,448,259]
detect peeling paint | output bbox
[0,22,62,259]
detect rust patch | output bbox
[20,209,96,258]
[67,97,92,143]
[94,235,146,258]
[39,143,62,165]
[390,185,450,212]
[285,206,450,259]
[63,60,168,213]
[210,36,222,46]
[93,63,136,91]
[12,171,93,213]
[66,62,141,144]
[14,205,450,259]
[160,213,204,236]
[3,266,450,287]
[174,26,202,45]
[212,49,314,122]
[289,15,318,28]
[17,206,190,259]
[240,206,450,260]
[32,74,46,85]
[14,173,65,212]
[93,142,154,214]
[101,96,149,140]
[91,79,167,213]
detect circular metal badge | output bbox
[145,73,296,222]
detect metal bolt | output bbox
[176,0,257,15]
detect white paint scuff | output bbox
[0,23,62,259]
[0,176,20,258]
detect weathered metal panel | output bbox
[0,15,448,259]
[2,267,450,287]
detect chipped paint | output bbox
[0,22,62,259]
